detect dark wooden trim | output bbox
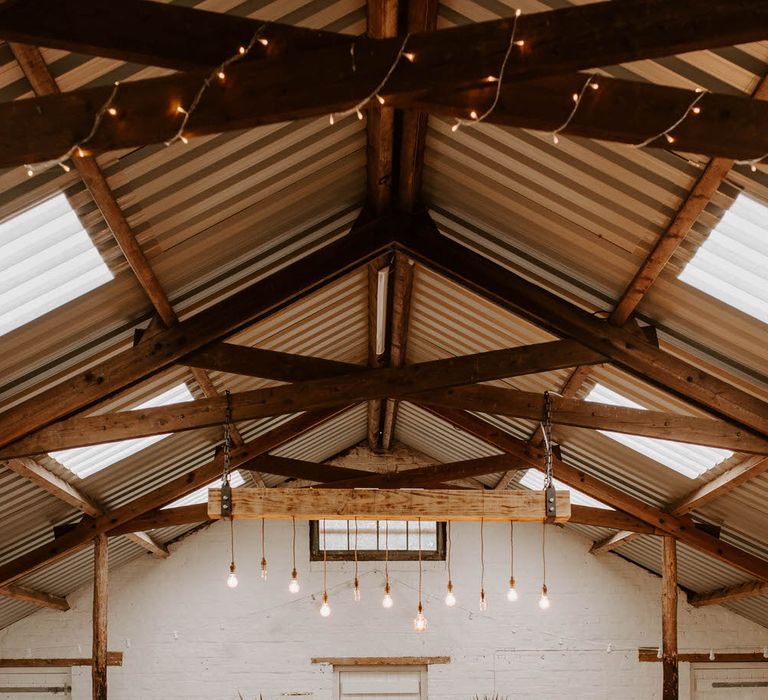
[0,654,123,668]
[639,648,768,663]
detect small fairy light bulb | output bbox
[226,563,239,589]
[353,577,361,602]
[26,166,34,177]
[413,604,428,632]
[107,107,118,116]
[751,163,758,173]
[538,584,550,610]
[59,162,71,173]
[590,82,599,90]
[77,147,87,158]
[445,581,456,607]
[479,589,487,612]
[515,8,522,16]
[553,134,560,145]
[176,105,188,115]
[485,75,498,83]
[329,114,335,126]
[238,46,246,55]
[403,52,416,63]
[514,39,525,47]
[179,135,189,144]
[572,93,579,103]
[382,582,393,609]
[692,106,701,114]
[665,133,676,144]
[320,592,331,617]
[709,649,715,661]
[288,568,300,594]
[376,95,385,105]
[258,38,269,46]
[451,121,461,133]
[507,577,518,602]
[217,70,226,81]
[470,110,478,120]
[260,557,267,581]
[356,108,364,121]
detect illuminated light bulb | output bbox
[538,584,550,610]
[26,167,34,177]
[665,133,676,144]
[507,577,518,602]
[751,164,758,173]
[258,38,269,46]
[356,108,363,120]
[695,87,704,93]
[77,147,87,158]
[470,110,478,120]
[479,589,487,612]
[376,95,385,105]
[329,114,335,125]
[514,40,525,47]
[451,122,461,133]
[590,82,599,90]
[692,106,701,114]
[217,70,226,80]
[353,578,361,602]
[320,592,331,617]
[238,46,246,55]
[59,162,71,173]
[226,564,239,589]
[288,569,300,594]
[413,604,427,632]
[515,8,522,16]
[709,649,715,661]
[382,583,393,609]
[179,135,189,144]
[107,107,118,116]
[485,75,498,83]
[403,52,416,63]
[445,581,456,607]
[553,134,559,145]
[572,93,579,103]
[176,106,188,115]
[260,558,267,580]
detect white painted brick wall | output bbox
[0,520,766,700]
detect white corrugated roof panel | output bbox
[518,469,612,510]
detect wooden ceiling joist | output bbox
[4,3,768,166]
[0,409,347,587]
[687,580,768,608]
[397,218,768,440]
[1,340,603,456]
[0,217,394,452]
[0,583,69,612]
[419,405,768,583]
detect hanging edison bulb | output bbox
[261,557,268,581]
[226,563,239,589]
[382,582,394,609]
[507,522,518,601]
[445,581,456,607]
[320,592,331,618]
[288,568,300,594]
[382,521,393,608]
[260,518,267,580]
[413,603,427,632]
[507,577,519,602]
[445,522,456,607]
[479,588,487,612]
[353,577,361,602]
[538,583,551,610]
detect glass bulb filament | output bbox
[413,604,427,632]
[288,568,300,593]
[320,592,331,617]
[226,563,238,589]
[445,581,456,607]
[507,577,518,602]
[382,582,393,609]
[539,584,550,610]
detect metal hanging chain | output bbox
[222,389,233,484]
[541,390,554,489]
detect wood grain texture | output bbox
[0,653,122,668]
[208,487,572,522]
[92,534,108,700]
[661,536,678,700]
[687,580,768,607]
[312,656,450,665]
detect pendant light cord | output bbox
[291,516,296,572]
[480,518,485,591]
[229,516,235,567]
[418,518,423,607]
[447,521,452,581]
[323,519,328,594]
[542,521,547,585]
[510,520,514,580]
[354,517,359,580]
[384,520,390,585]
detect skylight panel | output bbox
[164,471,245,510]
[678,193,768,323]
[52,383,195,478]
[584,383,731,479]
[0,193,113,336]
[519,469,611,510]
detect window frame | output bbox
[309,520,446,562]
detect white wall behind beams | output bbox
[0,520,766,700]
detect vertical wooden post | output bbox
[662,536,678,700]
[92,534,108,700]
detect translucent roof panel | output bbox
[584,383,732,479]
[52,383,195,479]
[679,193,768,323]
[164,471,245,509]
[519,468,611,510]
[0,193,113,336]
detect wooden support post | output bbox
[662,536,678,700]
[92,534,108,700]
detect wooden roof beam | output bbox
[397,216,768,440]
[0,583,70,611]
[419,405,768,583]
[1,341,605,455]
[687,580,768,607]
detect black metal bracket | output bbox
[545,484,557,523]
[221,481,232,518]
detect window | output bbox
[310,520,446,561]
[584,383,732,479]
[0,193,113,336]
[518,469,611,510]
[679,193,768,323]
[336,667,427,700]
[163,471,245,509]
[52,383,195,478]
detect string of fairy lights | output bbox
[20,10,768,178]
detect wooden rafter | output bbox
[0,583,69,611]
[418,405,768,582]
[0,217,394,452]
[687,580,768,607]
[397,217,768,439]
[4,5,768,166]
[1,341,604,455]
[0,409,346,587]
